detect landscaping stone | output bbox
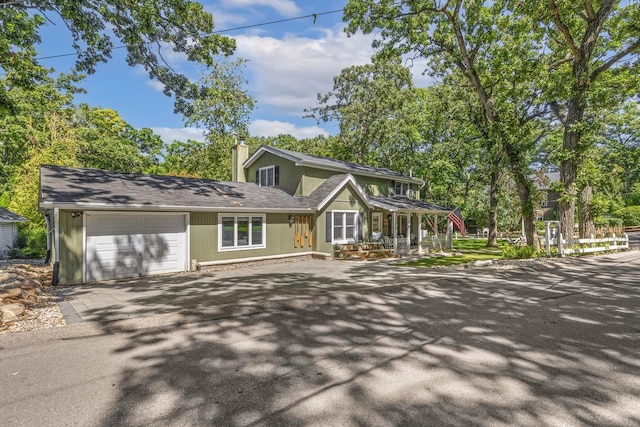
[1,303,25,317]
[0,263,63,333]
[0,288,22,299]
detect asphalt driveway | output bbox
[2,249,639,426]
[59,250,639,327]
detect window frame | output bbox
[218,213,266,252]
[541,193,548,207]
[393,181,413,198]
[331,210,359,244]
[371,212,383,233]
[258,165,276,187]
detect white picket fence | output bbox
[544,233,629,256]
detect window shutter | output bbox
[357,212,363,242]
[326,212,332,242]
[274,166,280,186]
[255,169,259,185]
[391,180,396,196]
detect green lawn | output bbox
[401,238,508,268]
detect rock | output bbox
[1,302,25,317]
[0,277,19,288]
[16,298,36,307]
[0,309,20,323]
[0,288,22,299]
[21,288,37,298]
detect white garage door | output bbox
[86,213,188,282]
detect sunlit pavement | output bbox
[1,250,639,426]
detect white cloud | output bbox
[147,79,166,93]
[151,127,206,144]
[235,25,376,117]
[220,0,301,17]
[249,119,329,139]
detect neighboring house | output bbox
[535,171,560,221]
[39,143,452,285]
[0,207,27,259]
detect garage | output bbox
[85,212,188,282]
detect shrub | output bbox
[594,217,623,227]
[608,217,623,227]
[11,226,47,259]
[502,245,538,260]
[613,206,640,226]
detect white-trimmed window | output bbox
[541,193,548,207]
[331,210,358,244]
[393,181,413,198]
[256,165,279,187]
[219,214,265,251]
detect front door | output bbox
[397,214,408,237]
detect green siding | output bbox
[190,212,217,263]
[245,153,302,195]
[351,175,393,197]
[315,186,370,255]
[189,212,314,264]
[58,210,83,285]
[300,167,334,196]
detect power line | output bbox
[34,8,345,61]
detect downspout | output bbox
[44,213,52,264]
[52,207,60,286]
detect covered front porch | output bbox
[369,196,453,255]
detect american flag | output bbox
[447,207,466,236]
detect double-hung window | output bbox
[331,211,358,244]
[257,165,279,187]
[219,214,265,251]
[393,181,413,198]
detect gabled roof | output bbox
[244,145,424,185]
[304,174,372,210]
[370,196,451,213]
[39,165,313,212]
[0,207,27,223]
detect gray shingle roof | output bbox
[0,207,27,223]
[370,196,451,213]
[39,165,312,212]
[246,146,424,184]
[304,174,352,208]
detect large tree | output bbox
[0,0,235,116]
[306,57,423,174]
[519,1,640,242]
[343,0,547,247]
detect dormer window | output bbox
[393,181,413,198]
[256,165,279,187]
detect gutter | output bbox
[38,202,315,214]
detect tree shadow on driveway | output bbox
[89,252,640,426]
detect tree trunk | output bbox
[487,170,499,247]
[559,100,584,246]
[514,176,540,250]
[579,183,595,238]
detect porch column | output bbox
[418,213,424,254]
[406,212,411,246]
[392,211,398,254]
[433,213,438,238]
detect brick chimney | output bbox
[231,136,248,182]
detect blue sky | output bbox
[36,0,393,143]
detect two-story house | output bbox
[39,142,452,285]
[535,171,560,221]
